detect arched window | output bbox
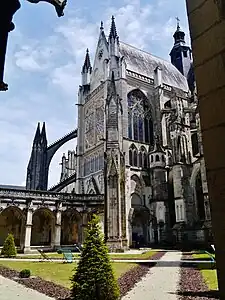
[127,90,154,145]
[138,152,142,167]
[133,150,138,167]
[129,144,139,167]
[144,152,148,168]
[129,149,133,166]
[156,155,160,162]
[138,146,147,168]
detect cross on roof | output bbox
[176,17,180,27]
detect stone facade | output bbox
[56,17,211,248]
[0,16,213,251]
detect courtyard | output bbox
[0,249,219,300]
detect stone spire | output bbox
[82,48,92,73]
[40,122,47,146]
[109,15,118,40]
[100,20,104,31]
[81,48,92,86]
[33,122,41,145]
[108,16,120,73]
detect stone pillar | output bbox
[23,208,33,254]
[186,0,225,297]
[81,212,89,243]
[53,209,61,249]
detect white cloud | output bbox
[0,0,189,187]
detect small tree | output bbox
[1,233,17,257]
[71,214,120,300]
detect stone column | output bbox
[81,212,89,243]
[53,209,61,249]
[23,208,33,254]
[186,0,225,297]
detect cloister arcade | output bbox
[0,189,104,252]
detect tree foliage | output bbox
[1,233,17,257]
[71,214,120,300]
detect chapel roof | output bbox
[119,42,189,92]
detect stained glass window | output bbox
[127,90,154,145]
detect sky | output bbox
[0,0,190,188]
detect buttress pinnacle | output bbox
[109,15,118,39]
[33,122,41,144]
[82,48,91,73]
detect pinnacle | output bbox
[34,122,41,143]
[100,21,104,30]
[82,48,91,73]
[109,15,118,39]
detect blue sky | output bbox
[0,0,190,188]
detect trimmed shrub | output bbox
[19,269,31,278]
[71,214,120,300]
[1,233,17,257]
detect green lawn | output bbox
[0,261,137,288]
[0,250,157,288]
[13,250,157,260]
[192,253,218,290]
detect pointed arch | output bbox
[129,144,138,167]
[127,89,154,145]
[138,146,147,168]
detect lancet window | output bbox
[129,144,148,168]
[128,90,154,145]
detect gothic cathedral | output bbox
[24,17,212,250]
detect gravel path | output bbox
[122,251,182,300]
[0,275,54,300]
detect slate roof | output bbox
[119,42,189,92]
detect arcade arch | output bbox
[0,206,25,247]
[31,208,55,246]
[61,209,82,245]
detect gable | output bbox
[90,31,109,91]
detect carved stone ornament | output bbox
[26,0,67,17]
[98,49,103,59]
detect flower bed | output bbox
[0,251,165,299]
[178,255,219,300]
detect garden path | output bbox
[122,251,182,300]
[0,275,54,300]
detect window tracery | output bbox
[83,152,104,177]
[129,144,148,168]
[128,90,154,145]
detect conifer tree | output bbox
[1,233,17,257]
[71,214,120,300]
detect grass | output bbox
[11,250,157,260]
[0,261,137,288]
[192,252,218,290]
